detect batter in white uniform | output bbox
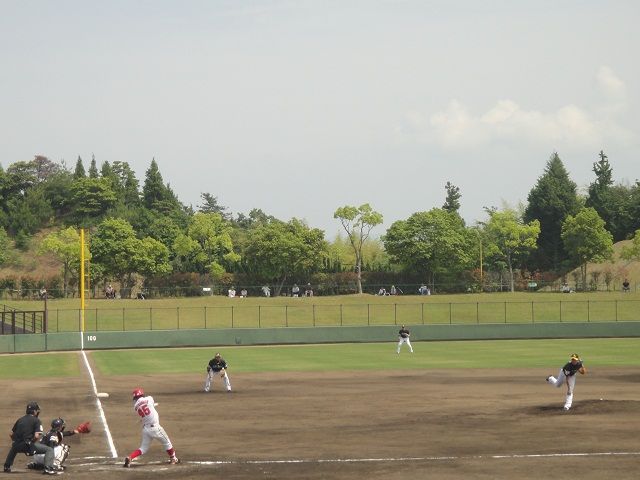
[123,388,180,467]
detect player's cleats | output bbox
[123,457,131,468]
[168,457,180,464]
[42,468,62,475]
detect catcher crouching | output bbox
[27,418,91,471]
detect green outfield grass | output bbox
[0,352,81,378]
[4,291,640,332]
[2,338,637,380]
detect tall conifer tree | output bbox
[523,153,581,272]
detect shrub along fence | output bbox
[37,299,640,333]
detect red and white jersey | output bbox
[133,395,159,427]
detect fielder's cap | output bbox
[570,353,580,361]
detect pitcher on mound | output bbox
[546,353,586,411]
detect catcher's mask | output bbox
[51,417,65,431]
[26,401,41,415]
[132,387,145,400]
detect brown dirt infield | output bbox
[1,357,639,479]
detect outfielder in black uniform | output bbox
[204,353,232,392]
[3,402,59,475]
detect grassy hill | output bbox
[562,239,639,291]
[0,229,61,281]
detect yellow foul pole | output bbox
[80,228,86,337]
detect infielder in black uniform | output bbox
[397,325,413,354]
[546,353,587,411]
[204,353,232,392]
[3,402,59,475]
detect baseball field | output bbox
[1,338,640,479]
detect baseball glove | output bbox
[75,421,92,434]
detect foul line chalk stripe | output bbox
[70,451,640,469]
[186,451,640,465]
[80,350,118,458]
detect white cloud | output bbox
[402,67,635,150]
[596,65,626,100]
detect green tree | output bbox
[146,216,182,251]
[327,234,391,273]
[91,218,171,295]
[334,204,383,294]
[38,227,83,297]
[5,188,53,235]
[484,209,540,292]
[142,158,182,214]
[172,233,205,273]
[69,178,118,224]
[234,208,276,229]
[41,169,74,218]
[631,182,640,234]
[73,156,86,179]
[198,193,230,219]
[586,150,614,233]
[136,237,172,277]
[606,184,635,241]
[442,181,462,213]
[524,152,581,271]
[32,155,63,183]
[88,154,99,178]
[561,207,613,291]
[111,161,141,207]
[384,208,474,289]
[244,219,328,294]
[4,161,37,196]
[183,212,239,274]
[100,160,114,180]
[0,226,9,265]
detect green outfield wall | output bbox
[2,321,640,353]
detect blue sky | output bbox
[1,1,638,237]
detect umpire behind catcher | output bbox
[3,401,58,474]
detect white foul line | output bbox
[185,451,640,465]
[80,350,118,458]
[68,451,640,471]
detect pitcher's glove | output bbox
[75,421,92,434]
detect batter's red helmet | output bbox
[132,387,145,400]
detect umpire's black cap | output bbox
[26,401,40,414]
